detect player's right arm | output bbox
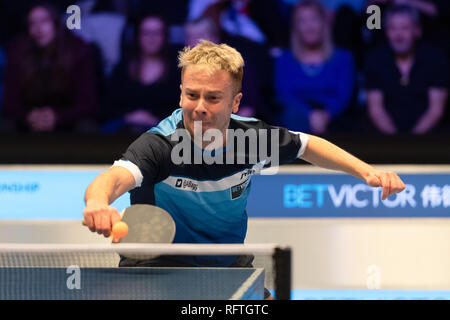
[83,166,136,237]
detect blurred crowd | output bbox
[0,0,448,135]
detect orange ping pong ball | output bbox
[112,221,128,239]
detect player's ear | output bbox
[232,92,243,114]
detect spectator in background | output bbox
[132,0,189,26]
[102,13,179,133]
[365,5,448,134]
[3,3,98,132]
[71,0,127,77]
[364,0,440,49]
[187,0,289,48]
[280,1,366,68]
[185,18,221,47]
[279,0,366,15]
[184,17,275,122]
[274,0,355,134]
[0,0,74,47]
[332,3,365,70]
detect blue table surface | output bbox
[0,267,265,300]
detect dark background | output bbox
[0,0,448,164]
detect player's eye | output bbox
[208,96,220,102]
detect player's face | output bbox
[28,6,56,48]
[386,14,420,55]
[180,65,242,140]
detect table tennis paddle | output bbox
[83,204,176,260]
[117,204,176,260]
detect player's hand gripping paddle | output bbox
[83,204,176,260]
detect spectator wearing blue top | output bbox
[275,0,355,134]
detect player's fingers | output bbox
[100,214,112,238]
[379,173,391,200]
[110,209,121,226]
[87,216,96,233]
[105,209,121,238]
[102,220,111,238]
[94,214,107,235]
[366,173,382,188]
[82,211,96,232]
[390,173,406,194]
[386,172,398,197]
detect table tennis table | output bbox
[0,267,265,300]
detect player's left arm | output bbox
[299,134,405,200]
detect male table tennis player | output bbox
[83,40,405,299]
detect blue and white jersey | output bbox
[114,108,309,266]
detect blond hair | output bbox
[178,40,244,94]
